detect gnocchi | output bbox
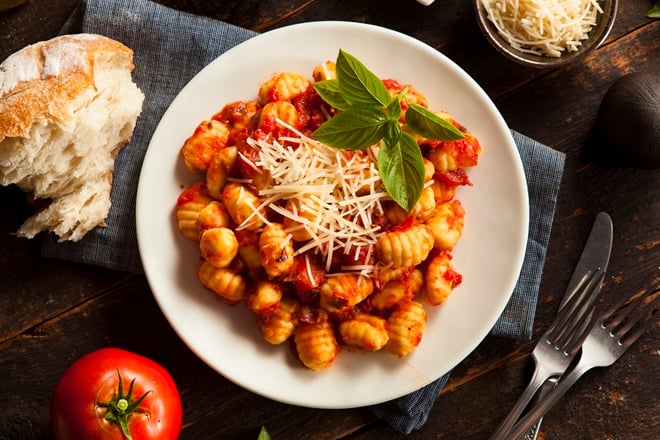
[197,261,246,303]
[197,201,231,236]
[294,309,339,371]
[385,299,427,358]
[175,60,481,370]
[339,313,389,351]
[424,251,462,306]
[319,273,374,315]
[181,120,230,173]
[206,145,238,199]
[259,222,295,278]
[247,280,283,314]
[175,182,213,241]
[375,223,435,268]
[199,227,239,268]
[258,295,299,345]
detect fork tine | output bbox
[613,288,659,346]
[603,285,658,327]
[557,271,605,354]
[549,268,604,352]
[545,269,597,335]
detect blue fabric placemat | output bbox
[40,0,565,434]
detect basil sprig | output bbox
[312,49,464,212]
[647,1,660,18]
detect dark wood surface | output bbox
[1,1,658,439]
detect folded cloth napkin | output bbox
[45,0,565,434]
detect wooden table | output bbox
[1,1,658,439]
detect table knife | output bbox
[525,211,613,440]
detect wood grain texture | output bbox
[1,0,658,439]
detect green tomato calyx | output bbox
[99,370,152,440]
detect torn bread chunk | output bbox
[0,33,144,241]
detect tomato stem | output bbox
[117,398,129,411]
[99,370,152,440]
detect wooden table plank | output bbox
[1,1,658,439]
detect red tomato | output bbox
[51,348,182,440]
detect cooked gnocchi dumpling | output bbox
[258,295,299,345]
[294,310,338,371]
[375,223,435,268]
[385,299,427,358]
[199,227,238,268]
[197,261,246,304]
[181,120,230,174]
[339,313,389,351]
[175,183,213,241]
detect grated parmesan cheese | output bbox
[480,0,603,58]
[244,119,390,273]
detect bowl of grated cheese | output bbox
[474,0,617,68]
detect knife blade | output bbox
[525,211,613,440]
[561,212,613,306]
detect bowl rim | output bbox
[473,0,618,68]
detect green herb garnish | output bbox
[257,426,271,440]
[647,1,660,18]
[312,49,464,212]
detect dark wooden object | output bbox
[1,1,658,439]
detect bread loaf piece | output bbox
[0,34,144,241]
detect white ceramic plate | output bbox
[137,21,529,409]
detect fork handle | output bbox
[489,367,550,440]
[522,378,558,440]
[505,362,595,440]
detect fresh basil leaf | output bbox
[313,107,387,150]
[647,1,660,17]
[312,79,352,111]
[336,49,391,108]
[383,119,402,147]
[405,103,464,140]
[257,426,271,440]
[385,94,402,121]
[377,132,425,212]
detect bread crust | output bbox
[0,34,135,142]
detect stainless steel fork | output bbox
[505,285,660,440]
[489,268,605,440]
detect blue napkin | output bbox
[45,0,565,434]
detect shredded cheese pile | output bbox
[481,0,603,57]
[244,120,390,273]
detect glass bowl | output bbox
[473,0,618,68]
